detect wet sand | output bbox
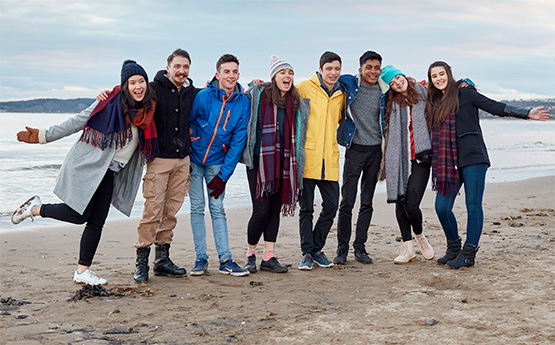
[1,176,554,344]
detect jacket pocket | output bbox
[305,140,316,150]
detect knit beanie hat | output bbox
[380,65,405,85]
[269,55,294,80]
[121,59,148,86]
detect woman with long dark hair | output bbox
[379,65,434,264]
[240,55,308,273]
[426,61,549,269]
[12,60,158,285]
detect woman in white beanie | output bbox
[240,55,309,273]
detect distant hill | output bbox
[0,97,553,117]
[0,98,95,113]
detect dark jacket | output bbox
[150,70,199,158]
[456,86,528,168]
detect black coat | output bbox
[455,86,528,168]
[150,70,199,158]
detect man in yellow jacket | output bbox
[296,51,346,270]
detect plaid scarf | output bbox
[431,112,459,195]
[79,85,158,164]
[257,92,298,216]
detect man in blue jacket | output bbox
[188,54,251,277]
[335,51,388,265]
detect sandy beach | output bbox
[1,176,554,344]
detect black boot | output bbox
[153,243,186,277]
[134,247,150,283]
[436,238,462,265]
[447,243,479,269]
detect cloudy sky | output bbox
[1,0,554,102]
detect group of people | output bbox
[12,49,550,285]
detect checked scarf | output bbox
[79,85,158,164]
[257,92,298,216]
[431,112,459,195]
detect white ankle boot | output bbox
[394,240,416,264]
[415,234,435,260]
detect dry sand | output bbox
[1,176,554,345]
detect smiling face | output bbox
[319,60,341,90]
[127,75,147,102]
[274,69,294,96]
[359,59,381,86]
[390,74,408,94]
[430,66,449,93]
[216,61,240,95]
[166,55,190,88]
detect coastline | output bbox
[1,176,554,344]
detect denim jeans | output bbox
[435,163,488,246]
[189,162,231,263]
[299,178,339,256]
[396,161,430,242]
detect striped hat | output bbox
[269,55,294,80]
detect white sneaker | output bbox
[415,234,435,260]
[11,195,42,224]
[394,240,417,264]
[73,269,107,285]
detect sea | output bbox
[1,112,554,230]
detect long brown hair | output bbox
[384,76,423,125]
[262,78,300,112]
[426,61,459,129]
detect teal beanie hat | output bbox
[380,65,405,85]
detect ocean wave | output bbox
[7,164,61,171]
[488,142,555,150]
[489,163,555,171]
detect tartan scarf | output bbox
[79,85,158,164]
[431,112,459,195]
[257,92,298,216]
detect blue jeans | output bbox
[189,162,231,263]
[435,163,488,246]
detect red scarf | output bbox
[431,112,459,195]
[79,85,158,164]
[257,92,298,216]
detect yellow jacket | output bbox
[296,73,345,181]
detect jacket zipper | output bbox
[202,92,233,165]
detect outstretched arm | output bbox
[527,106,550,121]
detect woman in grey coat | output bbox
[11,60,158,286]
[379,65,435,264]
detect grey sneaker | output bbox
[11,195,42,224]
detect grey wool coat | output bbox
[37,101,143,216]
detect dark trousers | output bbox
[396,161,430,242]
[40,170,114,266]
[299,178,339,256]
[246,164,282,245]
[337,147,381,251]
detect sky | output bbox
[1,0,554,102]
